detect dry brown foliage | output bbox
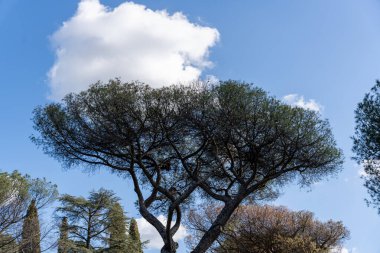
[186,204,349,253]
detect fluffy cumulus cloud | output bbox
[136,215,187,250]
[48,0,220,99]
[282,94,323,112]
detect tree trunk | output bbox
[161,244,177,253]
[160,238,178,253]
[191,198,242,253]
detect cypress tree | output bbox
[58,217,69,253]
[19,200,40,253]
[108,203,128,252]
[129,218,142,253]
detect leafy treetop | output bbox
[32,80,343,253]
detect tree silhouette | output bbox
[33,80,343,253]
[353,81,380,212]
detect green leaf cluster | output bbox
[353,81,380,212]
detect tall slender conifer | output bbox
[108,202,129,252]
[58,217,69,253]
[20,200,40,253]
[129,218,143,253]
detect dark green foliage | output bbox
[32,80,343,253]
[19,200,41,253]
[128,218,142,253]
[55,189,118,251]
[108,203,129,253]
[353,81,380,212]
[58,217,69,253]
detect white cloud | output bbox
[330,247,358,253]
[330,247,348,253]
[136,215,187,250]
[282,94,323,112]
[48,0,220,99]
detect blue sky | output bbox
[1,0,380,252]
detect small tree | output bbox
[55,189,118,251]
[0,171,58,253]
[32,80,343,253]
[19,200,41,253]
[108,203,129,253]
[186,204,349,253]
[353,81,380,212]
[129,218,143,253]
